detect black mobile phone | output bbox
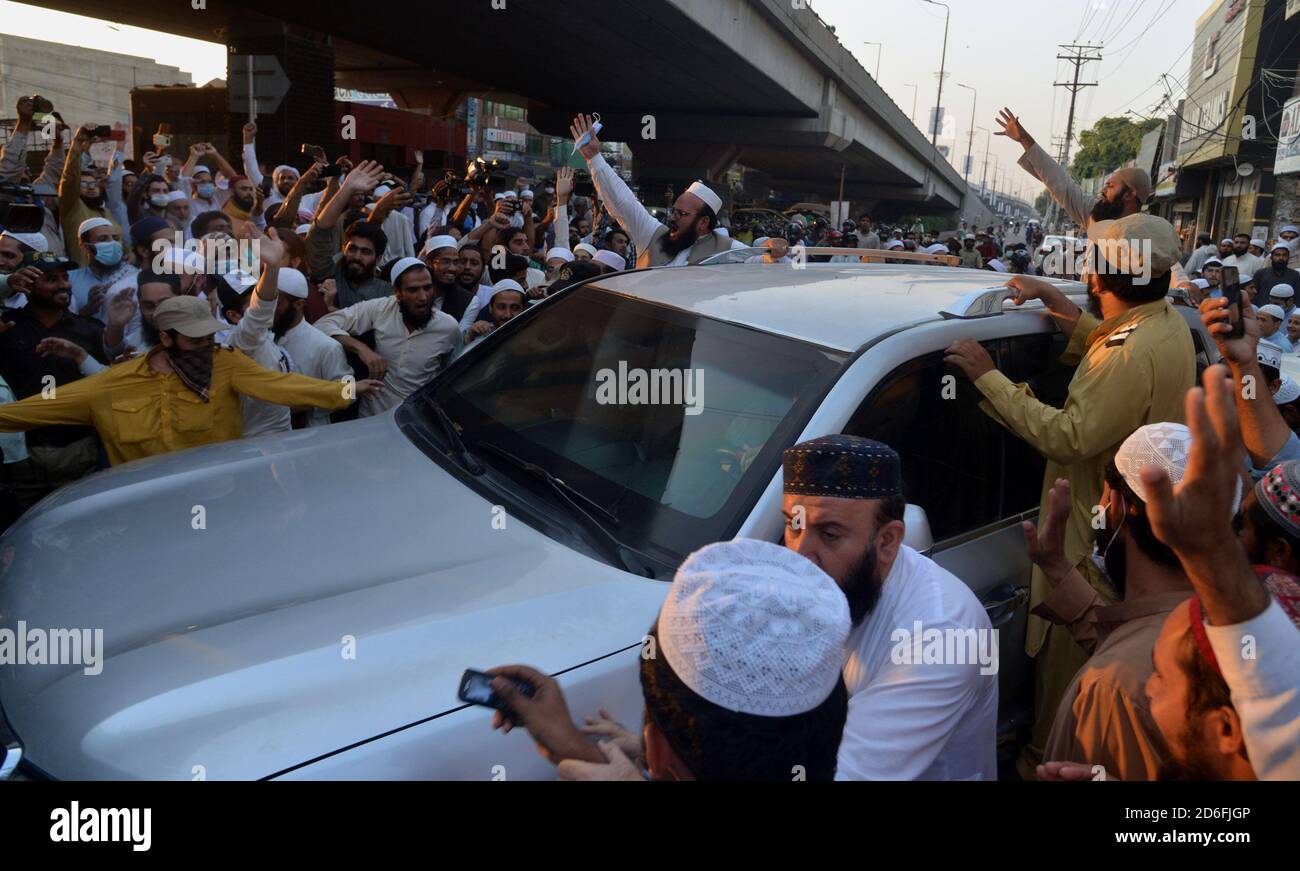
[317,164,344,179]
[1222,266,1245,339]
[91,125,112,139]
[457,668,534,711]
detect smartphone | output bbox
[91,125,112,139]
[317,164,343,179]
[1222,265,1245,339]
[158,155,173,168]
[457,668,534,711]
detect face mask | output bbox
[196,183,215,198]
[150,194,169,208]
[1091,493,1127,595]
[93,240,124,267]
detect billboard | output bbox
[1277,94,1300,176]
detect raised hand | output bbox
[105,287,138,328]
[995,108,1034,149]
[257,227,286,268]
[342,159,385,195]
[242,121,257,144]
[83,283,109,320]
[1021,478,1072,581]
[320,278,338,310]
[1199,292,1259,367]
[568,114,601,160]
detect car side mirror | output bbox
[904,504,934,554]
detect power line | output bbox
[1056,43,1105,168]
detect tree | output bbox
[1068,116,1160,182]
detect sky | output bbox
[815,0,1212,200]
[0,0,1214,202]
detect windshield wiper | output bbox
[421,395,484,475]
[475,441,657,578]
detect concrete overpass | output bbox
[24,0,969,213]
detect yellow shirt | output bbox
[973,299,1196,656]
[0,347,351,466]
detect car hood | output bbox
[0,413,668,779]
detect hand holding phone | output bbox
[1221,266,1245,339]
[458,668,534,712]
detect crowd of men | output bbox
[1,96,1299,783]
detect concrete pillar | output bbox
[225,22,335,176]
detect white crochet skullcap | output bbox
[658,538,849,717]
[1115,422,1240,513]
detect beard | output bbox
[232,194,256,213]
[457,271,481,290]
[840,544,884,627]
[1086,284,1105,319]
[141,319,161,347]
[1157,722,1221,780]
[1090,196,1125,223]
[272,307,297,339]
[400,300,433,330]
[343,257,370,283]
[660,224,701,258]
[82,193,105,209]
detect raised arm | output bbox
[241,122,264,187]
[569,114,661,251]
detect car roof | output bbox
[590,263,1087,352]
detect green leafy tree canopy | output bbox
[1068,116,1160,182]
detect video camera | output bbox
[441,157,513,199]
[0,183,45,234]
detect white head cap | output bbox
[1276,375,1300,405]
[1251,238,1267,249]
[273,164,300,180]
[545,247,574,263]
[884,239,905,250]
[574,242,599,258]
[1259,341,1284,369]
[489,279,526,303]
[165,190,189,204]
[684,180,722,214]
[593,249,625,272]
[1116,422,1241,513]
[389,257,428,286]
[987,259,1009,273]
[77,217,112,238]
[1260,304,1287,321]
[1271,284,1295,299]
[420,234,459,257]
[1273,241,1293,254]
[658,538,850,717]
[0,230,48,252]
[277,267,309,299]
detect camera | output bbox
[0,183,46,234]
[28,95,53,115]
[461,157,511,193]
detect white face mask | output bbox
[1091,493,1126,579]
[149,194,169,208]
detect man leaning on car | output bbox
[943,213,1196,779]
[0,296,383,466]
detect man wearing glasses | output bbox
[569,114,747,267]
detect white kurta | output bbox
[313,296,459,417]
[836,544,999,781]
[278,318,353,427]
[1205,599,1300,780]
[224,287,294,437]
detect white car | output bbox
[0,263,1218,780]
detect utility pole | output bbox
[1055,43,1103,173]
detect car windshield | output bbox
[416,284,848,568]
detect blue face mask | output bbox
[196,182,215,198]
[93,240,123,267]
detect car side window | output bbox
[843,349,1003,542]
[992,332,1076,518]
